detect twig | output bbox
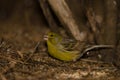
[0,55,27,64]
[83,45,114,52]
[0,73,7,80]
[79,45,114,58]
[33,41,40,53]
[80,58,104,63]
[1,61,16,74]
[24,42,40,62]
[0,38,4,48]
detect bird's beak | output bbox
[44,35,48,41]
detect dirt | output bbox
[0,14,119,80]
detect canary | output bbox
[44,32,113,61]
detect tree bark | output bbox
[39,0,59,33]
[48,0,87,41]
[103,0,117,45]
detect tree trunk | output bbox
[39,0,59,33]
[103,0,117,45]
[48,0,87,41]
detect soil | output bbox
[0,14,120,80]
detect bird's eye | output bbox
[50,34,54,37]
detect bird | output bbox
[44,32,113,61]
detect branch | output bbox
[48,0,87,41]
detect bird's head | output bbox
[44,32,62,44]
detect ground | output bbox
[0,15,120,80]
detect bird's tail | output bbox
[79,45,114,58]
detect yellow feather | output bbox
[46,32,80,61]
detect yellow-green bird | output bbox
[44,32,113,61]
[44,32,81,61]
